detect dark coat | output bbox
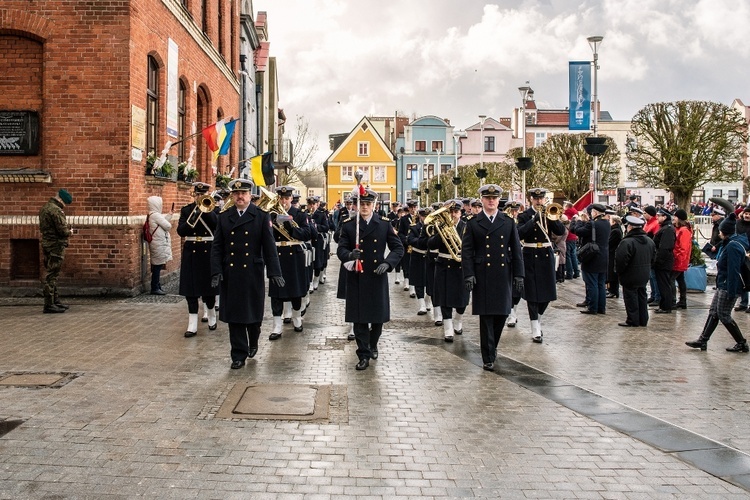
[607,223,623,283]
[653,219,676,271]
[407,221,427,287]
[210,204,281,324]
[462,212,524,315]
[268,206,312,299]
[572,216,610,274]
[311,208,330,270]
[429,219,470,309]
[177,202,219,297]
[517,208,565,302]
[718,233,750,296]
[397,213,414,273]
[615,228,655,288]
[337,214,404,324]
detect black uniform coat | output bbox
[407,221,427,287]
[429,219,470,309]
[462,212,524,315]
[652,219,675,271]
[177,202,219,297]
[607,223,623,283]
[517,208,565,302]
[337,215,404,324]
[210,205,281,324]
[571,216,610,274]
[311,208,330,270]
[397,213,413,275]
[268,206,312,299]
[615,228,656,288]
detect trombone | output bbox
[532,201,563,233]
[186,194,216,227]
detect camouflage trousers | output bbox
[42,244,66,306]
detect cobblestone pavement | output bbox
[1,257,750,498]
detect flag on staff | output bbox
[573,189,594,212]
[202,118,237,164]
[249,152,275,187]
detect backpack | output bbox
[142,214,156,243]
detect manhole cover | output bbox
[216,384,331,421]
[0,372,78,388]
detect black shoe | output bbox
[735,305,748,312]
[230,360,245,369]
[745,308,750,314]
[150,289,166,296]
[576,302,589,308]
[686,340,707,350]
[483,362,494,371]
[532,334,543,344]
[454,328,463,335]
[654,309,671,314]
[54,302,70,310]
[201,317,208,323]
[248,348,258,358]
[43,304,66,314]
[580,310,597,315]
[208,323,218,331]
[606,293,618,299]
[283,318,292,324]
[355,359,369,370]
[371,348,379,359]
[726,342,749,353]
[675,303,687,310]
[649,302,660,307]
[347,333,355,341]
[214,306,219,311]
[293,325,303,332]
[618,322,637,327]
[268,332,282,341]
[301,307,307,317]
[417,310,427,316]
[435,320,443,326]
[409,293,416,298]
[184,331,197,338]
[444,336,454,343]
[647,297,655,304]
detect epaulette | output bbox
[342,217,355,224]
[465,215,475,221]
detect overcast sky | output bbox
[253,0,750,167]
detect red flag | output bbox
[573,190,593,212]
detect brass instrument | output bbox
[186,194,216,227]
[532,201,564,233]
[219,196,235,213]
[256,186,299,241]
[423,203,462,261]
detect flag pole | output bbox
[354,170,364,273]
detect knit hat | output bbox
[644,206,657,217]
[674,209,688,221]
[58,189,73,204]
[719,212,737,235]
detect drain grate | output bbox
[0,372,80,389]
[0,419,24,437]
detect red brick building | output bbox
[0,0,242,295]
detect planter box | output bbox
[685,265,707,292]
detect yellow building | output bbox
[324,117,396,205]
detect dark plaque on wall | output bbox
[0,111,40,155]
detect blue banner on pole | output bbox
[569,61,591,130]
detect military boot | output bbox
[53,293,69,310]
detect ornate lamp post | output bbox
[477,115,487,182]
[516,85,533,201]
[452,131,465,198]
[586,35,606,195]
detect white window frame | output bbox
[406,163,417,180]
[373,165,386,183]
[431,140,443,153]
[534,132,547,147]
[357,141,369,157]
[341,165,353,182]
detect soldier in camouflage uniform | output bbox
[39,189,73,313]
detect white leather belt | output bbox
[411,248,427,255]
[522,242,551,248]
[276,241,303,247]
[185,236,213,242]
[438,253,460,260]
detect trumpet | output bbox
[186,194,216,227]
[532,201,564,233]
[423,203,462,261]
[256,186,299,241]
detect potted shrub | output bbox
[145,152,157,175]
[176,161,188,181]
[157,160,175,179]
[215,173,231,189]
[184,167,198,183]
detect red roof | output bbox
[536,111,569,125]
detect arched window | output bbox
[178,80,186,162]
[146,56,159,155]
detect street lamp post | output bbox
[452,131,465,198]
[517,86,533,201]
[434,148,442,202]
[588,35,603,196]
[478,115,487,184]
[424,158,431,205]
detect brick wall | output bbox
[0,1,241,294]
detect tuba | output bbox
[423,203,462,261]
[256,186,299,241]
[186,194,216,227]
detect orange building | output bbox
[324,117,396,206]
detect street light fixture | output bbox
[424,158,431,205]
[587,35,604,195]
[434,147,442,202]
[478,115,487,183]
[516,85,534,201]
[452,131,465,198]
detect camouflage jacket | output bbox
[39,198,71,246]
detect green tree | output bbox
[629,100,748,210]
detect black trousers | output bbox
[479,315,507,364]
[440,306,466,319]
[526,301,549,321]
[655,269,674,311]
[271,297,302,315]
[354,323,382,361]
[622,286,648,326]
[186,295,215,314]
[228,323,260,361]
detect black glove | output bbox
[513,277,524,295]
[349,249,361,261]
[270,276,286,288]
[374,263,390,275]
[211,274,222,288]
[532,210,541,223]
[465,276,476,291]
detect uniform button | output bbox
[486,254,490,257]
[192,250,196,253]
[501,254,505,257]
[245,231,249,235]
[374,260,378,263]
[487,263,491,267]
[230,231,234,235]
[245,243,249,246]
[502,263,505,266]
[243,264,247,268]
[230,263,234,267]
[486,245,490,248]
[486,236,489,239]
[245,253,249,256]
[230,242,234,246]
[230,252,234,256]
[374,239,377,242]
